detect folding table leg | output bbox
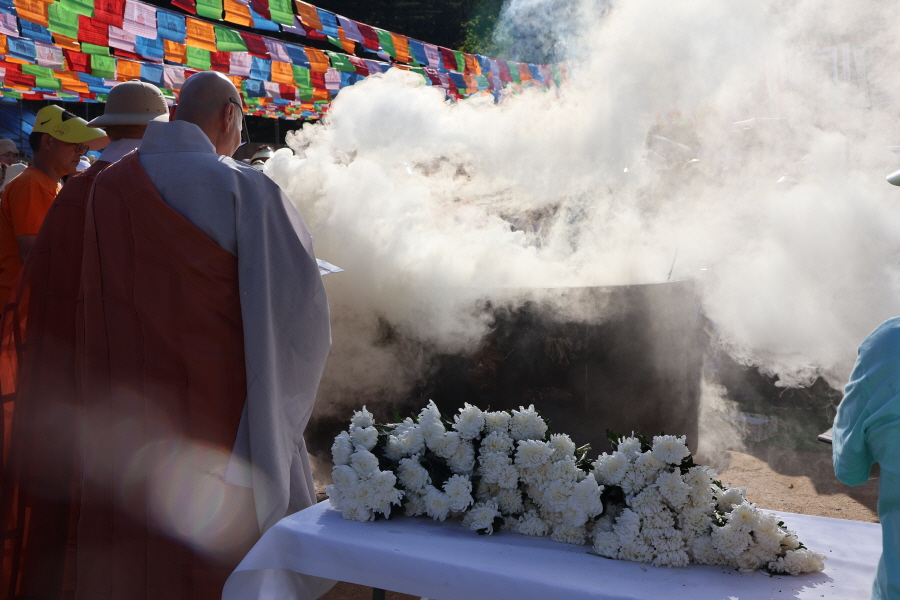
[372,589,386,600]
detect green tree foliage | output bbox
[313,0,506,53]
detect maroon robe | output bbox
[0,152,259,600]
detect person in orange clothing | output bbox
[0,105,106,304]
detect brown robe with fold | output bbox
[0,152,259,600]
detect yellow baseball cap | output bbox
[33,105,108,150]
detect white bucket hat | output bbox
[88,80,169,127]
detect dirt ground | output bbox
[318,442,877,600]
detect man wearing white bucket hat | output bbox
[0,80,169,600]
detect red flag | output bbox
[238,32,269,58]
[278,83,295,100]
[171,0,197,14]
[356,22,379,52]
[249,0,269,20]
[93,0,125,28]
[439,47,456,71]
[210,51,231,72]
[77,15,110,46]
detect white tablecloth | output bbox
[223,501,881,600]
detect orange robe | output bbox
[0,152,259,600]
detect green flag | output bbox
[195,0,222,20]
[58,0,94,18]
[508,62,520,83]
[550,65,561,86]
[325,36,342,50]
[48,3,79,39]
[35,76,62,91]
[186,47,211,71]
[268,0,293,25]
[375,29,395,58]
[215,26,246,52]
[90,54,116,79]
[197,0,222,21]
[22,64,54,79]
[453,50,465,72]
[3,91,22,99]
[326,51,354,73]
[81,43,110,56]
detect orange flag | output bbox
[223,0,252,27]
[270,60,293,85]
[13,0,49,27]
[185,17,216,52]
[116,58,142,80]
[294,0,322,30]
[163,40,187,64]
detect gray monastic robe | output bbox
[138,120,331,533]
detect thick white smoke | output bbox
[265,0,900,415]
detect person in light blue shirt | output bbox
[833,317,900,600]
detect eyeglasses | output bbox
[74,143,89,155]
[228,97,249,146]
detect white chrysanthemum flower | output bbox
[324,484,342,509]
[568,476,604,520]
[613,508,642,542]
[515,440,553,469]
[350,406,375,430]
[688,535,728,566]
[384,436,404,461]
[593,531,620,558]
[483,411,511,435]
[447,440,476,473]
[627,486,666,517]
[727,501,760,533]
[479,451,512,483]
[509,510,550,537]
[541,479,576,510]
[331,465,359,490]
[350,425,379,451]
[551,524,587,545]
[641,509,675,530]
[418,401,446,445]
[462,500,502,534]
[453,403,485,440]
[643,526,684,554]
[651,435,690,465]
[477,478,501,501]
[433,431,462,459]
[349,448,380,478]
[480,431,514,455]
[717,486,746,511]
[619,539,654,563]
[405,492,427,517]
[423,485,453,521]
[342,504,375,522]
[768,548,826,575]
[395,425,425,457]
[397,456,430,491]
[548,433,576,461]
[496,488,524,514]
[633,452,666,481]
[496,464,519,489]
[653,550,690,568]
[616,436,643,459]
[677,507,712,541]
[656,470,690,510]
[546,455,580,483]
[781,533,801,551]
[368,471,403,517]
[710,524,751,558]
[443,474,474,512]
[331,431,354,466]
[592,452,630,486]
[509,405,548,441]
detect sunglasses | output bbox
[228,97,250,146]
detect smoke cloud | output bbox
[265,0,900,427]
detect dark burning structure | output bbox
[308,279,706,459]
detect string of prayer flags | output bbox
[0,0,564,120]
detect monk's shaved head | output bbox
[175,71,244,156]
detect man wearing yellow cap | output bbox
[0,105,106,304]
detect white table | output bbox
[223,501,881,600]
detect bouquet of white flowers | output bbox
[591,431,825,574]
[324,402,825,576]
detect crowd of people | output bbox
[0,73,331,600]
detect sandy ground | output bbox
[318,443,878,600]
